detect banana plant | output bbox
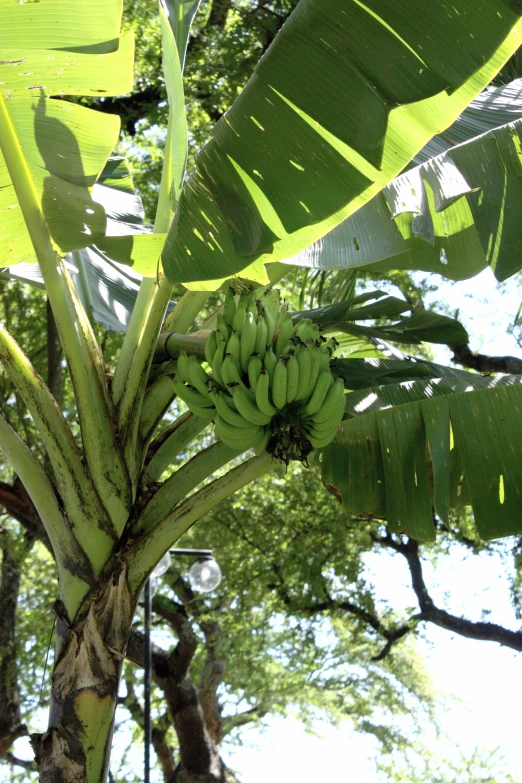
[0,0,522,781]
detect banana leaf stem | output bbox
[113,274,174,482]
[0,414,94,617]
[127,451,275,593]
[162,290,209,334]
[143,412,209,482]
[0,321,117,569]
[140,361,177,443]
[154,331,209,363]
[138,291,211,443]
[135,440,241,534]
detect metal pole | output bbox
[144,578,151,783]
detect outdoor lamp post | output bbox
[143,549,222,783]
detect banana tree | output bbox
[1,0,522,780]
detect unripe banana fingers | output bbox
[272,359,288,410]
[212,392,254,428]
[306,429,339,449]
[240,312,257,373]
[248,355,263,393]
[233,386,272,426]
[255,370,278,417]
[205,331,218,367]
[305,370,333,416]
[188,356,211,398]
[215,417,262,450]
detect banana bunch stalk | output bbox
[172,287,345,462]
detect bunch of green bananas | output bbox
[172,288,345,462]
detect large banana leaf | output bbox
[322,372,522,541]
[0,0,134,267]
[334,356,483,390]
[0,158,171,332]
[412,77,522,164]
[157,0,522,286]
[287,85,522,282]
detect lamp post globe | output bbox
[188,556,222,592]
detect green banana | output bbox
[247,302,259,321]
[262,306,276,348]
[188,356,211,398]
[259,288,280,320]
[286,354,299,404]
[186,404,216,421]
[275,315,293,357]
[306,428,339,450]
[253,427,271,455]
[263,348,277,381]
[248,355,263,393]
[176,350,192,384]
[216,313,229,342]
[305,418,338,437]
[277,341,293,358]
[294,318,315,343]
[319,349,331,373]
[255,369,278,417]
[172,378,216,419]
[233,301,247,334]
[305,345,322,400]
[226,331,241,373]
[212,391,253,428]
[310,378,345,425]
[204,331,218,367]
[274,302,289,334]
[295,346,311,401]
[215,416,262,449]
[308,401,344,432]
[254,315,268,359]
[272,359,288,410]
[211,342,226,386]
[232,386,272,426]
[240,312,257,373]
[221,354,245,389]
[223,287,237,327]
[305,370,333,416]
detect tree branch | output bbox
[207,0,234,28]
[221,705,268,736]
[4,750,36,771]
[0,480,51,551]
[169,577,225,744]
[375,534,522,652]
[450,343,522,375]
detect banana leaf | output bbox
[158,0,522,286]
[413,76,522,164]
[0,0,134,267]
[0,158,157,332]
[322,374,522,541]
[334,356,483,390]
[293,293,468,345]
[287,92,522,282]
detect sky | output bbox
[223,546,522,782]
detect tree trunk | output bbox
[31,569,134,783]
[0,546,27,756]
